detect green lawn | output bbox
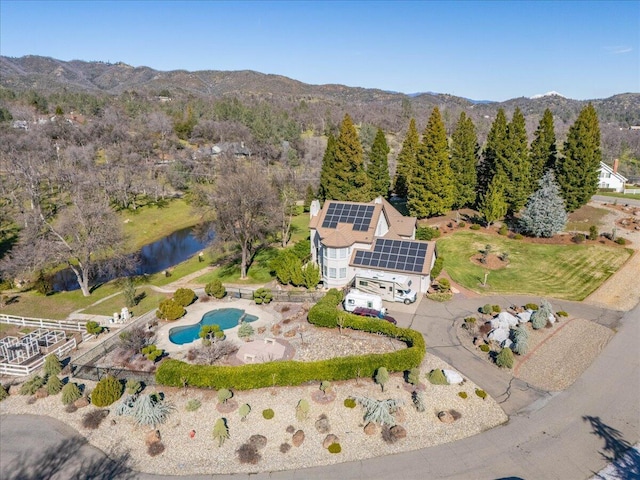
[197,247,278,285]
[82,287,168,317]
[289,212,311,244]
[597,191,640,201]
[437,231,631,300]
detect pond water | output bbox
[52,226,214,292]
[169,308,259,345]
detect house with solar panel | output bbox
[309,197,436,295]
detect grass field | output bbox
[81,287,168,317]
[566,205,610,232]
[437,231,631,300]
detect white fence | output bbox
[0,314,87,332]
[623,188,640,195]
[0,337,77,376]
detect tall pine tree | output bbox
[477,109,508,201]
[478,175,508,226]
[504,107,531,214]
[332,114,371,202]
[529,108,557,184]
[450,112,479,209]
[556,104,602,212]
[407,107,454,218]
[367,128,391,198]
[393,118,419,198]
[318,133,337,201]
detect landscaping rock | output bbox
[443,369,464,385]
[315,415,331,433]
[8,385,20,396]
[364,422,377,435]
[145,429,162,446]
[74,397,89,408]
[438,411,455,424]
[35,388,48,399]
[248,434,267,450]
[395,408,406,423]
[323,434,339,449]
[390,425,407,440]
[292,429,305,447]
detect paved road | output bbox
[1,300,638,480]
[592,194,640,207]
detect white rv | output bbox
[354,271,417,304]
[343,289,385,314]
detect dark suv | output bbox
[351,307,397,324]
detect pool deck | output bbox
[154,298,280,357]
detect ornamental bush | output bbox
[46,375,63,395]
[296,399,310,420]
[496,347,514,369]
[237,322,254,339]
[86,320,103,336]
[253,288,273,304]
[126,379,142,395]
[0,383,8,401]
[343,398,356,408]
[20,376,45,395]
[469,224,481,230]
[407,367,420,386]
[328,443,341,454]
[217,388,232,404]
[142,344,163,362]
[588,225,599,241]
[415,226,441,241]
[156,298,185,321]
[479,344,490,353]
[475,388,487,399]
[427,369,448,385]
[239,403,251,421]
[481,304,493,315]
[43,354,62,377]
[61,382,82,405]
[205,280,226,299]
[262,408,275,419]
[173,288,196,307]
[91,375,123,407]
[185,399,202,412]
[430,256,444,278]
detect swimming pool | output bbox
[168,308,258,345]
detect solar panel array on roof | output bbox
[352,239,428,273]
[321,203,375,231]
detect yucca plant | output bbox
[353,396,404,426]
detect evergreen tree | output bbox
[529,108,557,183]
[478,175,508,225]
[556,104,602,212]
[332,114,371,202]
[367,128,391,198]
[407,107,455,218]
[318,133,337,201]
[450,112,479,209]
[520,170,568,238]
[393,118,420,198]
[504,107,531,214]
[477,109,508,201]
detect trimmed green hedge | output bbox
[156,289,426,390]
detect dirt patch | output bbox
[470,253,509,270]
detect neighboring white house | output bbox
[598,160,628,192]
[309,197,436,293]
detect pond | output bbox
[169,308,259,345]
[52,226,214,292]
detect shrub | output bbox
[217,388,232,404]
[458,391,468,399]
[492,304,501,313]
[415,226,441,241]
[126,379,142,395]
[498,225,508,235]
[61,382,82,405]
[427,369,448,385]
[436,277,450,292]
[615,237,627,245]
[142,344,163,362]
[119,326,151,352]
[407,367,420,386]
[475,388,487,400]
[412,391,426,412]
[116,393,175,427]
[253,288,273,304]
[212,418,230,447]
[557,311,569,317]
[525,303,539,311]
[354,396,403,426]
[513,233,523,240]
[173,288,196,307]
[588,225,599,241]
[237,443,260,464]
[147,442,165,457]
[343,398,356,409]
[91,375,123,407]
[82,409,109,429]
[430,256,444,278]
[319,381,331,396]
[85,320,103,336]
[262,408,275,419]
[239,403,251,421]
[481,304,493,315]
[43,354,62,376]
[479,344,490,353]
[531,299,553,330]
[0,384,8,401]
[20,376,45,395]
[496,347,514,368]
[199,324,225,343]
[65,403,78,413]
[470,224,481,230]
[573,233,586,244]
[464,317,476,325]
[511,326,529,355]
[34,271,53,295]
[205,280,226,299]
[46,375,63,395]
[426,292,453,302]
[156,298,185,321]
[237,322,254,339]
[185,399,201,412]
[328,443,342,454]
[458,221,466,228]
[375,367,389,392]
[296,399,310,421]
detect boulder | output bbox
[292,429,305,447]
[364,422,377,435]
[74,397,89,408]
[35,388,48,399]
[497,311,519,327]
[437,411,455,424]
[145,429,161,446]
[323,434,339,449]
[517,310,532,323]
[501,338,513,349]
[488,327,509,343]
[8,385,21,396]
[315,415,331,434]
[390,425,407,440]
[443,369,464,385]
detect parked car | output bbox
[351,307,397,324]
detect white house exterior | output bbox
[599,160,627,192]
[309,197,436,293]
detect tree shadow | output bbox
[1,435,135,480]
[583,415,640,479]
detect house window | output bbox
[339,268,347,279]
[367,301,373,308]
[323,265,327,277]
[329,268,336,279]
[328,249,336,259]
[339,248,347,259]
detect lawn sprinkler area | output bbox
[168,308,258,345]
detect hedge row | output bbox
[155,289,426,390]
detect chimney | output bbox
[613,158,619,173]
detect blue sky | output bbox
[1,1,638,101]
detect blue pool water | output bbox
[169,308,258,345]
